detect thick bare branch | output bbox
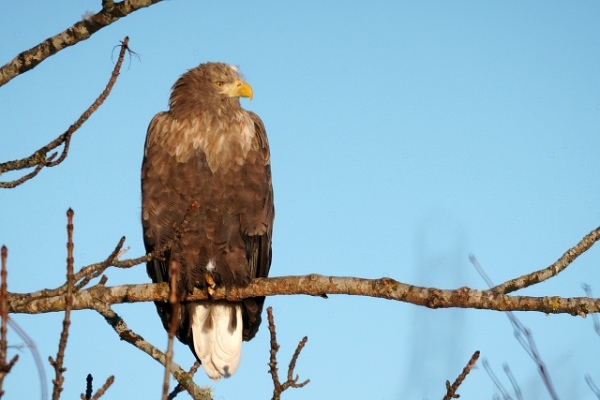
[9,224,599,316]
[0,1,163,87]
[8,275,600,316]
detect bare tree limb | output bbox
[7,225,599,316]
[0,37,131,188]
[0,1,163,87]
[94,306,211,400]
[8,275,600,316]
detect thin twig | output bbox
[443,350,480,400]
[162,261,180,400]
[49,209,76,400]
[585,374,600,399]
[503,364,524,400]
[7,319,47,400]
[0,37,131,188]
[267,307,309,400]
[87,375,114,400]
[482,359,514,400]
[81,373,93,400]
[490,226,600,294]
[0,246,19,398]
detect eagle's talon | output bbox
[205,272,217,297]
[207,285,216,297]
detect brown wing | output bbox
[240,111,274,340]
[141,111,194,343]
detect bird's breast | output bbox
[173,112,256,173]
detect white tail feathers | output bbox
[191,302,243,380]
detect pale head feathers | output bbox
[161,62,256,171]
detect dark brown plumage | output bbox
[141,62,274,379]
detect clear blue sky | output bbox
[1,1,600,399]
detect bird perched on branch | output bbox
[141,62,274,380]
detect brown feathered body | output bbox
[141,63,274,379]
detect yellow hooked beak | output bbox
[221,80,253,100]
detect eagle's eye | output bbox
[214,81,225,88]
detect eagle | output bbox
[141,62,274,380]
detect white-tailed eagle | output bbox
[141,62,274,380]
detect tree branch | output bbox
[8,275,600,316]
[95,305,211,400]
[7,224,599,316]
[491,225,600,294]
[0,37,131,188]
[0,1,163,87]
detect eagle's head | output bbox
[169,62,253,116]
